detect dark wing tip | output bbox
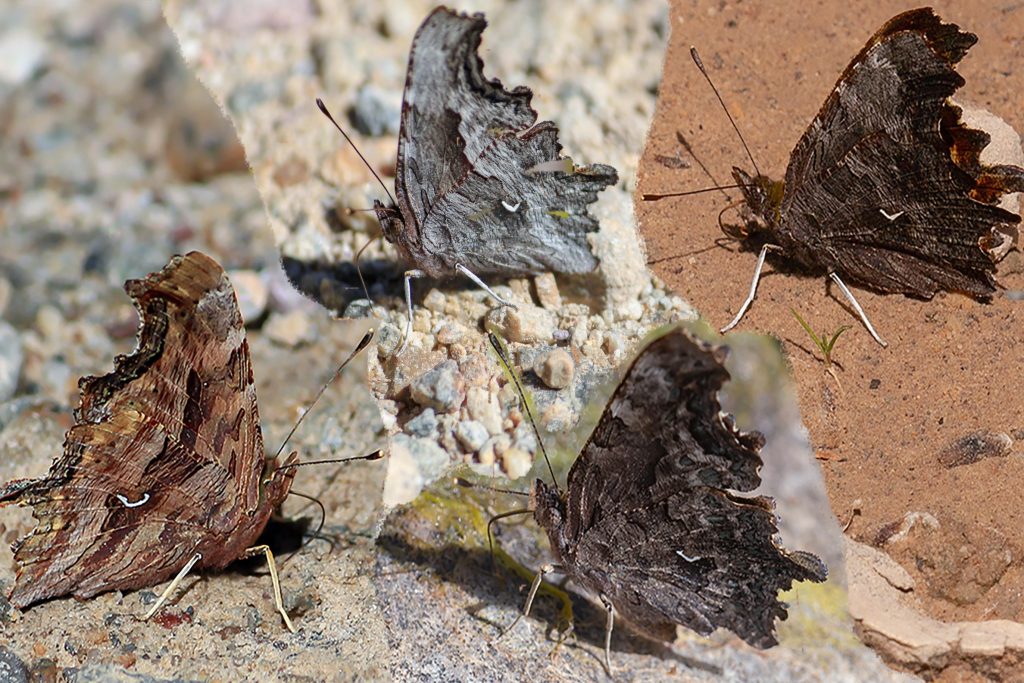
[876,8,977,65]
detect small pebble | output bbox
[436,323,464,345]
[533,273,562,310]
[465,386,503,435]
[455,420,489,452]
[487,305,556,344]
[503,447,533,480]
[409,360,465,413]
[228,270,268,324]
[0,645,28,683]
[348,85,402,137]
[423,289,446,313]
[0,322,23,402]
[263,310,315,347]
[404,408,438,437]
[534,348,574,389]
[375,323,403,357]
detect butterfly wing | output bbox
[555,328,825,645]
[0,252,294,607]
[390,8,617,278]
[776,8,1024,297]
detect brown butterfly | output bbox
[490,328,826,672]
[0,251,376,630]
[645,9,1024,346]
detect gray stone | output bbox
[409,360,465,413]
[383,433,451,506]
[512,421,538,454]
[0,321,22,402]
[348,85,401,137]
[343,298,374,319]
[0,646,26,683]
[375,322,403,357]
[455,420,488,452]
[405,408,438,437]
[534,348,574,389]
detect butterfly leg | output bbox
[396,269,426,355]
[455,263,518,310]
[499,562,556,637]
[243,544,297,633]
[720,243,772,333]
[828,272,888,347]
[143,551,202,622]
[600,594,615,675]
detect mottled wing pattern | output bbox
[391,7,617,278]
[0,252,292,607]
[561,329,826,645]
[778,8,1024,297]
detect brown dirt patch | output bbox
[637,0,1024,641]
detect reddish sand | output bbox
[637,0,1024,633]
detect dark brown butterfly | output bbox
[646,8,1024,346]
[321,7,617,350]
[0,252,376,629]
[491,328,826,671]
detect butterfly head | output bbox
[530,478,565,533]
[260,451,299,508]
[372,199,405,245]
[729,168,784,243]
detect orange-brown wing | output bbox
[0,251,287,607]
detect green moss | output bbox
[776,580,860,650]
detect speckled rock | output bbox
[487,304,557,344]
[455,420,489,452]
[0,647,28,683]
[409,359,465,413]
[534,348,574,390]
[0,322,23,402]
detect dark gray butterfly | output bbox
[647,9,1024,346]
[367,7,617,347]
[502,327,826,670]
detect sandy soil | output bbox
[637,0,1024,665]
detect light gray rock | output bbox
[404,408,437,437]
[409,359,465,413]
[349,84,402,137]
[455,420,488,452]
[0,322,22,402]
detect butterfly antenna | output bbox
[316,98,397,206]
[454,477,530,498]
[643,184,743,201]
[275,450,384,472]
[272,329,375,462]
[690,47,762,178]
[487,333,559,493]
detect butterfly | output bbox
[0,251,376,629]
[492,327,826,671]
[323,7,617,350]
[645,8,1024,346]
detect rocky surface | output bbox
[0,0,913,680]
